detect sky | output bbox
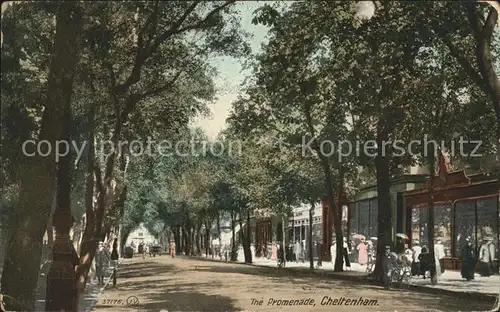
[191,1,271,140]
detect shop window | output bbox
[476,197,498,255]
[434,203,452,257]
[358,200,370,237]
[349,202,359,236]
[411,206,429,248]
[454,200,476,258]
[369,199,378,238]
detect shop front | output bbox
[404,171,499,271]
[348,174,428,251]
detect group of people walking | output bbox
[459,236,496,280]
[408,240,445,279]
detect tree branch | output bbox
[115,1,235,95]
[441,36,488,95]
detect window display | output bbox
[369,199,378,238]
[476,198,498,255]
[411,206,429,247]
[454,200,476,258]
[434,203,452,257]
[411,207,420,243]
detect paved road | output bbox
[92,256,495,312]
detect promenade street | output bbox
[92,256,496,312]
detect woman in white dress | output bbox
[330,242,336,267]
[434,252,442,278]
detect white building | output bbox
[125,223,157,252]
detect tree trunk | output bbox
[46,192,57,246]
[373,126,393,282]
[182,227,188,255]
[77,98,96,289]
[321,158,344,272]
[467,3,500,128]
[247,210,253,263]
[1,3,83,310]
[231,212,237,261]
[309,203,314,269]
[195,224,202,255]
[191,227,196,255]
[217,213,222,258]
[204,220,211,257]
[174,227,181,254]
[239,211,251,263]
[282,214,287,265]
[427,149,437,285]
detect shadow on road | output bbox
[118,262,180,279]
[95,257,497,312]
[189,261,496,311]
[96,290,237,312]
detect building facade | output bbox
[125,223,157,252]
[347,174,428,248]
[404,171,499,271]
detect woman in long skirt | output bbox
[461,237,475,281]
[357,239,368,265]
[343,237,351,271]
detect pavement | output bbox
[90,255,498,312]
[190,254,500,302]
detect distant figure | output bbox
[479,238,495,277]
[434,240,445,274]
[460,237,476,281]
[95,242,110,285]
[330,241,336,267]
[111,238,119,261]
[316,241,323,267]
[411,241,422,277]
[382,246,393,289]
[301,240,306,263]
[271,243,278,261]
[294,241,301,263]
[343,237,351,271]
[170,241,176,258]
[366,240,374,263]
[357,239,368,265]
[418,246,431,278]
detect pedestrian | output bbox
[382,245,393,289]
[479,237,495,277]
[277,242,285,267]
[330,241,336,267]
[433,246,442,279]
[418,246,431,278]
[411,241,422,277]
[343,237,351,271]
[111,238,119,262]
[460,236,476,281]
[95,241,110,285]
[294,240,301,263]
[316,241,323,267]
[170,240,176,258]
[434,240,445,274]
[357,238,368,265]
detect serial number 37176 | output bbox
[101,299,124,305]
